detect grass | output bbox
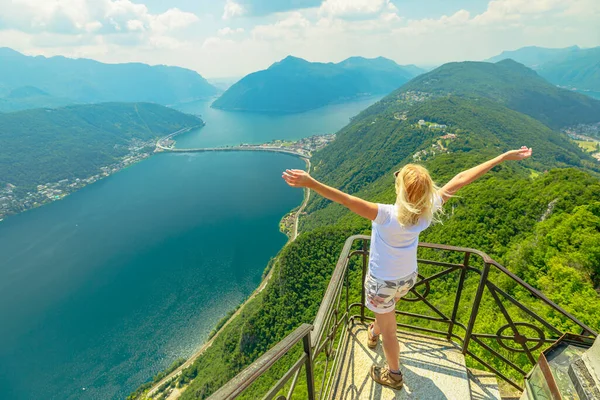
[574,140,600,153]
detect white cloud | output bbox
[126,20,145,32]
[1,0,599,79]
[0,0,199,36]
[223,0,245,19]
[150,8,199,32]
[218,27,245,36]
[253,12,311,41]
[319,0,398,20]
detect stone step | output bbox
[331,322,482,399]
[468,368,502,400]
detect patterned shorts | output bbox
[364,270,418,314]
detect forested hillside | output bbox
[0,47,218,112]
[487,45,600,94]
[212,56,422,113]
[0,103,202,191]
[131,61,600,399]
[399,60,600,129]
[536,47,600,92]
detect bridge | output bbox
[155,136,310,159]
[158,145,310,159]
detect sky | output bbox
[0,0,598,78]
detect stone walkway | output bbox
[331,322,500,400]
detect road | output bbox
[292,158,311,241]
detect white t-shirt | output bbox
[368,194,443,280]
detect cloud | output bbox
[2,0,599,79]
[0,0,199,35]
[224,0,322,18]
[218,27,245,36]
[252,12,311,41]
[319,0,398,20]
[223,0,245,19]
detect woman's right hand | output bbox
[282,169,314,188]
[502,146,533,161]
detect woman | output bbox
[282,146,532,390]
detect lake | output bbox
[0,96,381,399]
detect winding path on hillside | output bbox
[292,158,311,241]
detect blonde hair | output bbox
[394,164,441,226]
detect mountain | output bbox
[0,103,202,192]
[132,59,600,399]
[0,47,218,112]
[211,56,423,113]
[536,47,600,92]
[398,59,600,129]
[486,45,580,67]
[0,85,73,112]
[486,46,600,95]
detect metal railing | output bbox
[208,235,597,399]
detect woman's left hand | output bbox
[282,169,314,188]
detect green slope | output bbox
[307,95,596,210]
[487,45,600,94]
[0,103,202,190]
[537,47,600,92]
[212,56,422,113]
[399,60,600,129]
[130,62,600,400]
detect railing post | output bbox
[345,264,350,328]
[463,261,490,353]
[303,333,316,400]
[360,238,368,323]
[448,252,470,341]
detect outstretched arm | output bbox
[440,146,532,202]
[282,169,378,221]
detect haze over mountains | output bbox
[487,45,600,95]
[212,56,424,113]
[0,47,218,112]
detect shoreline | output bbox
[142,159,312,399]
[145,263,277,399]
[0,124,204,223]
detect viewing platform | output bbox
[171,235,598,400]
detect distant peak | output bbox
[281,55,309,63]
[496,58,523,65]
[269,55,310,69]
[0,47,24,57]
[495,58,531,70]
[341,56,394,63]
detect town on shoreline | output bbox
[0,132,336,221]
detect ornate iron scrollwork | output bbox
[495,322,546,353]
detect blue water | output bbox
[0,96,381,400]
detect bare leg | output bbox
[375,310,400,371]
[372,318,381,336]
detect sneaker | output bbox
[366,324,379,349]
[370,364,404,390]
